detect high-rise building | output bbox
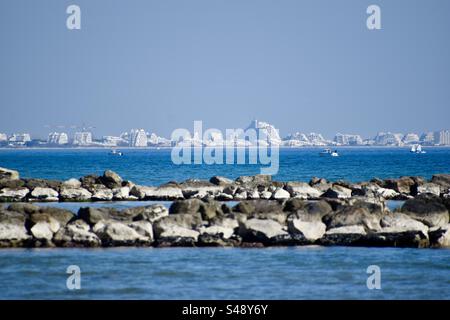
[402,133,420,145]
[420,132,435,145]
[129,129,148,147]
[334,133,363,145]
[374,132,403,146]
[48,132,69,145]
[9,133,31,144]
[0,133,7,141]
[73,131,93,145]
[434,130,450,145]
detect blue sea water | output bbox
[0,148,449,300]
[0,147,449,185]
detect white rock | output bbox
[288,219,327,242]
[285,182,322,199]
[158,225,200,241]
[92,189,114,201]
[0,167,20,181]
[112,187,130,200]
[30,187,59,201]
[94,221,150,244]
[31,220,60,241]
[243,218,288,239]
[63,178,81,188]
[417,183,441,196]
[0,224,30,241]
[0,187,29,200]
[128,221,154,240]
[260,191,272,199]
[381,212,429,234]
[272,188,291,200]
[59,187,92,201]
[130,185,184,200]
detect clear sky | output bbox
[1,0,449,139]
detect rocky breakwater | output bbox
[0,193,449,248]
[1,166,450,204]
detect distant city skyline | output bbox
[1,1,450,138]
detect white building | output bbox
[420,132,435,145]
[374,132,404,146]
[246,120,282,145]
[402,133,420,145]
[434,130,450,145]
[48,132,69,145]
[334,133,363,145]
[129,129,148,147]
[147,133,171,146]
[0,133,7,141]
[102,135,128,147]
[9,133,31,143]
[73,131,93,146]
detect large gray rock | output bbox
[30,219,60,241]
[0,187,29,202]
[236,175,272,186]
[416,183,441,196]
[321,185,352,199]
[63,178,82,188]
[233,200,283,215]
[0,167,19,181]
[130,185,184,200]
[93,220,151,246]
[30,187,59,201]
[431,174,450,193]
[285,182,322,199]
[271,188,291,200]
[209,176,233,186]
[0,223,30,247]
[91,188,114,201]
[112,187,131,200]
[33,207,75,226]
[238,218,291,245]
[384,177,416,194]
[53,220,101,247]
[128,221,154,240]
[59,187,92,201]
[153,213,202,246]
[288,219,326,243]
[99,170,123,189]
[78,207,131,225]
[324,206,382,232]
[401,195,449,227]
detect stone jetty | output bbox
[0,167,449,248]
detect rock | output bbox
[30,187,59,201]
[128,221,154,240]
[288,200,333,222]
[320,226,367,246]
[112,187,130,200]
[125,204,168,222]
[233,200,283,215]
[80,174,101,189]
[429,224,450,248]
[236,175,272,186]
[260,191,272,199]
[288,219,326,243]
[374,187,399,199]
[199,225,234,239]
[35,207,75,226]
[0,167,20,181]
[321,185,352,199]
[431,174,450,193]
[7,203,40,215]
[92,188,114,201]
[384,177,416,194]
[234,190,248,200]
[130,185,184,200]
[0,187,29,202]
[271,188,291,200]
[78,207,131,225]
[53,220,101,247]
[415,183,441,196]
[30,220,60,241]
[401,195,449,227]
[239,218,291,245]
[99,170,123,189]
[169,199,203,214]
[285,182,322,199]
[93,220,151,246]
[309,177,331,192]
[0,222,30,247]
[283,198,306,212]
[63,178,82,188]
[324,206,381,231]
[22,179,61,191]
[365,230,429,248]
[0,179,25,189]
[153,213,202,246]
[209,176,234,186]
[178,180,223,198]
[59,187,92,201]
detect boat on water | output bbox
[410,144,426,154]
[109,149,123,156]
[320,149,339,157]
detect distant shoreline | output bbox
[0,145,450,151]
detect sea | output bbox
[0,147,449,300]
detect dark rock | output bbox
[401,194,449,227]
[98,170,123,189]
[209,176,233,186]
[384,177,416,194]
[323,206,382,231]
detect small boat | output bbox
[320,148,332,155]
[109,149,123,156]
[410,145,417,153]
[331,150,339,157]
[410,144,426,154]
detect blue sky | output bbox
[1,0,449,139]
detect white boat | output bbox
[410,144,426,154]
[320,148,332,155]
[410,145,417,153]
[109,149,123,156]
[331,150,339,157]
